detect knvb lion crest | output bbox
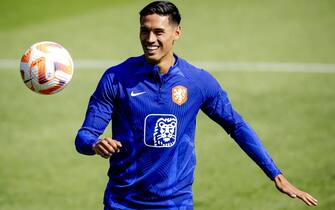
[153,117,177,147]
[172,85,188,105]
[144,114,177,148]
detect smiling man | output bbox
[139,11,180,74]
[75,1,318,209]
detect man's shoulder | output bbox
[178,57,216,84]
[96,55,145,85]
[105,55,145,75]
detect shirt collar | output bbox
[143,54,184,78]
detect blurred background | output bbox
[0,0,334,209]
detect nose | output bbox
[147,31,156,43]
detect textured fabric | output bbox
[75,55,281,209]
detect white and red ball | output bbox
[20,41,74,94]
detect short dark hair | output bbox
[139,1,181,25]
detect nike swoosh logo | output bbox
[131,91,146,97]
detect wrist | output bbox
[274,173,285,184]
[275,173,282,178]
[91,139,100,154]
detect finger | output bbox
[93,140,112,158]
[306,194,318,206]
[104,137,115,144]
[100,139,116,154]
[96,150,109,158]
[307,198,318,206]
[307,193,318,203]
[110,141,122,152]
[96,145,110,158]
[105,138,122,148]
[116,141,122,152]
[301,196,313,206]
[297,192,316,206]
[104,138,122,152]
[115,140,122,148]
[104,137,122,147]
[96,144,111,158]
[114,142,122,152]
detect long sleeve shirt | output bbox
[75,54,281,209]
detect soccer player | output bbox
[75,1,318,209]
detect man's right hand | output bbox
[92,137,122,159]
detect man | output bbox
[75,1,318,209]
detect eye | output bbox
[154,30,164,36]
[140,28,149,34]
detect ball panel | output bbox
[39,82,64,94]
[20,66,30,81]
[36,42,63,54]
[30,57,49,84]
[20,48,32,82]
[54,62,73,75]
[21,48,32,63]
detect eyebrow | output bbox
[154,28,165,32]
[140,26,165,32]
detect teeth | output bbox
[146,46,159,50]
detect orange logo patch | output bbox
[172,85,188,105]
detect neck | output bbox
[157,53,175,74]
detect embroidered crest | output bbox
[153,117,177,147]
[144,114,177,148]
[172,85,188,105]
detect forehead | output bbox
[140,14,172,28]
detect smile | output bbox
[146,46,159,53]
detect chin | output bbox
[145,54,160,64]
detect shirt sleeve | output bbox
[200,71,281,180]
[75,70,117,155]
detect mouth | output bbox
[145,45,159,55]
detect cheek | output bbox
[159,36,174,47]
[139,35,146,43]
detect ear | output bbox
[174,25,182,41]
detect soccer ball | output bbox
[20,41,74,94]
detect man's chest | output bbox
[113,75,201,147]
[117,75,202,116]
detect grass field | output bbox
[1,0,335,210]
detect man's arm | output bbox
[75,70,121,157]
[199,71,318,206]
[229,119,318,206]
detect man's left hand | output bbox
[274,174,318,206]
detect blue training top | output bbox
[75,55,281,210]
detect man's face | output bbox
[140,14,181,64]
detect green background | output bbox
[1,0,334,209]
